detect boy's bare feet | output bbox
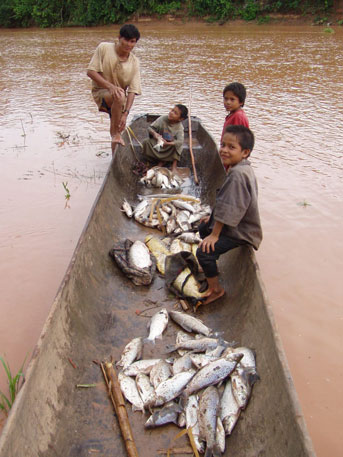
[111,134,125,148]
[202,287,225,305]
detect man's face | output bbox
[118,36,137,53]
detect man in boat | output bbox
[196,125,262,305]
[87,24,141,153]
[141,104,188,174]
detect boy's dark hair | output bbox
[119,24,140,41]
[176,104,188,120]
[225,125,254,152]
[223,82,247,107]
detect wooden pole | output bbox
[188,89,199,185]
[101,361,139,457]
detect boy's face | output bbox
[223,90,242,113]
[220,132,250,169]
[168,106,182,123]
[117,36,137,54]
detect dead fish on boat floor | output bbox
[145,308,169,344]
[109,239,156,285]
[139,166,183,189]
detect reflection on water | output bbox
[0,23,342,456]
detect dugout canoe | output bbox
[0,114,316,457]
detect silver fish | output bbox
[169,310,212,336]
[135,373,156,409]
[183,353,243,397]
[185,394,204,454]
[166,216,177,234]
[233,347,257,371]
[198,386,220,457]
[220,379,241,435]
[154,369,196,406]
[172,200,196,213]
[150,359,172,389]
[177,410,186,428]
[172,353,193,375]
[121,199,133,218]
[118,372,144,412]
[145,308,169,344]
[128,240,152,270]
[145,401,182,428]
[116,337,143,370]
[123,359,162,377]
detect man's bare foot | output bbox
[111,134,125,147]
[201,287,225,305]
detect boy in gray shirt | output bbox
[196,125,262,305]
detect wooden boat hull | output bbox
[0,115,316,456]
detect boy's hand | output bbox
[199,234,218,253]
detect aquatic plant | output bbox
[62,182,71,201]
[0,356,25,416]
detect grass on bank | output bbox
[0,356,25,416]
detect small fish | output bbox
[231,365,257,410]
[145,308,169,344]
[116,337,143,370]
[169,238,191,254]
[168,337,221,354]
[121,199,133,218]
[177,232,202,244]
[135,373,156,409]
[169,310,212,336]
[189,353,220,370]
[150,359,172,389]
[133,199,150,219]
[128,240,152,270]
[183,353,243,397]
[123,359,162,377]
[172,200,196,213]
[216,416,226,454]
[118,372,144,412]
[220,379,241,435]
[154,369,196,406]
[175,330,194,356]
[198,386,221,457]
[145,401,182,428]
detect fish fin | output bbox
[204,445,213,457]
[143,337,155,346]
[212,444,222,457]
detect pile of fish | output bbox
[116,308,259,456]
[138,166,184,189]
[121,193,211,235]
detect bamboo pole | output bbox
[188,88,199,185]
[101,361,139,457]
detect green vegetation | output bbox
[0,356,25,416]
[0,0,337,28]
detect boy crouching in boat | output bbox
[196,125,262,305]
[141,104,188,174]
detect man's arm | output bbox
[86,70,124,99]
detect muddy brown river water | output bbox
[0,22,342,456]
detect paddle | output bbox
[188,88,199,185]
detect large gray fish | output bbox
[118,372,144,412]
[149,359,172,389]
[169,310,212,336]
[145,308,169,344]
[128,240,152,270]
[169,336,221,354]
[116,337,143,370]
[220,379,241,435]
[123,359,162,377]
[154,369,196,406]
[198,386,221,457]
[183,353,243,397]
[135,373,156,410]
[145,401,182,428]
[145,235,170,275]
[185,394,204,454]
[231,365,257,410]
